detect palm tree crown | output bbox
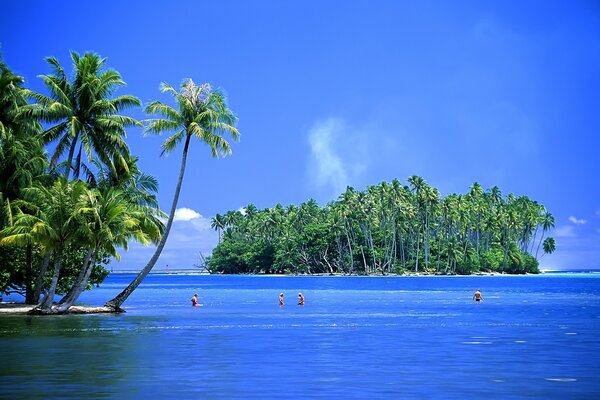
[21,51,141,179]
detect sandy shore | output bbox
[0,303,118,315]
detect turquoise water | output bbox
[1,273,599,399]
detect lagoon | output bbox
[1,273,599,399]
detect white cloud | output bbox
[114,210,218,271]
[568,216,587,225]
[553,225,576,238]
[174,207,201,221]
[308,118,349,197]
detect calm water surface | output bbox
[1,273,599,399]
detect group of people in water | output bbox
[279,292,304,306]
[190,291,306,307]
[191,289,483,307]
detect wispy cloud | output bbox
[553,225,576,238]
[307,118,350,197]
[568,216,587,225]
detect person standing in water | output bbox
[279,292,284,306]
[191,293,200,307]
[473,289,484,302]
[298,292,305,305]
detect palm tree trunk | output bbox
[535,231,545,259]
[414,230,420,273]
[59,249,94,306]
[63,131,80,180]
[33,250,52,304]
[25,244,34,304]
[105,134,192,310]
[36,245,63,311]
[55,250,97,313]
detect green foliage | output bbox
[543,237,556,255]
[0,53,163,307]
[0,243,109,296]
[209,179,554,275]
[54,244,110,293]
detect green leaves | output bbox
[26,51,142,180]
[210,179,551,275]
[144,79,239,159]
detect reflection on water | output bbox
[1,274,599,398]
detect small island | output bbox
[208,179,556,276]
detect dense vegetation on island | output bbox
[0,51,238,313]
[208,179,556,275]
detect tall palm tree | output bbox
[0,58,47,303]
[21,51,141,180]
[105,79,239,310]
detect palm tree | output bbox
[0,58,47,303]
[535,212,555,259]
[211,213,226,243]
[105,79,239,310]
[55,187,156,313]
[21,51,141,180]
[1,179,88,312]
[541,237,556,256]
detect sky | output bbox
[1,1,599,271]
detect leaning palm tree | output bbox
[20,51,141,180]
[105,79,239,310]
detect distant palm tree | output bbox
[21,51,141,180]
[211,213,226,243]
[542,237,556,256]
[535,212,555,259]
[105,79,239,310]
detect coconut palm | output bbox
[105,79,239,310]
[1,179,88,311]
[20,51,141,180]
[541,237,556,256]
[0,59,47,303]
[87,153,166,240]
[55,187,156,313]
[535,212,555,259]
[211,213,226,243]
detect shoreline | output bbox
[0,303,117,315]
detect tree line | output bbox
[0,51,239,313]
[208,177,556,275]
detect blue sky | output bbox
[1,1,599,270]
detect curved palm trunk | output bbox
[36,245,63,311]
[55,250,97,313]
[58,249,94,306]
[105,135,192,310]
[33,250,52,304]
[535,230,546,259]
[63,131,80,180]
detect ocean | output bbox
[1,273,599,399]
